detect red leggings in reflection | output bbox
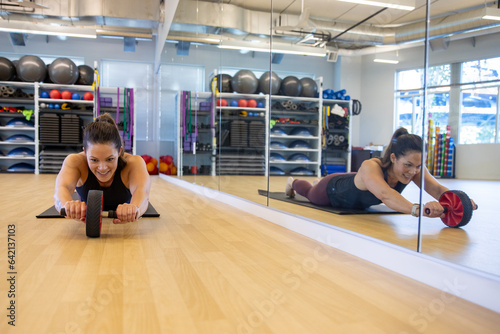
[292,172,355,206]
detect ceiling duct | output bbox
[394,6,500,44]
[0,0,499,55]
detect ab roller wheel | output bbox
[60,190,118,238]
[425,190,476,228]
[86,190,104,238]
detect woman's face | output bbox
[391,151,422,184]
[85,142,121,185]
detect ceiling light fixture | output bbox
[338,0,415,11]
[218,40,327,57]
[0,21,96,38]
[373,58,399,64]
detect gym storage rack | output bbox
[321,98,352,175]
[269,94,323,177]
[37,83,95,174]
[215,92,269,176]
[175,77,353,177]
[1,81,136,174]
[0,81,36,173]
[177,91,216,176]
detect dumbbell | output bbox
[424,190,477,228]
[60,190,117,238]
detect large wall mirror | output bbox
[419,0,500,277]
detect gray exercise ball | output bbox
[48,58,79,85]
[300,77,318,97]
[210,74,233,93]
[280,76,302,97]
[258,71,281,95]
[16,55,47,82]
[0,57,16,81]
[77,65,94,85]
[232,70,258,94]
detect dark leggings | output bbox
[292,173,355,206]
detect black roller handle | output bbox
[60,208,118,218]
[424,204,478,215]
[425,207,448,215]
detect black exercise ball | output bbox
[258,71,281,95]
[231,70,258,94]
[16,55,47,82]
[48,57,79,85]
[0,57,16,81]
[300,77,318,97]
[280,76,302,97]
[210,74,233,93]
[77,65,94,85]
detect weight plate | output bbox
[86,190,103,237]
[440,190,473,228]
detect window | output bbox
[459,57,500,144]
[395,65,450,136]
[459,86,498,144]
[396,59,500,144]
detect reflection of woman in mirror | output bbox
[286,128,477,218]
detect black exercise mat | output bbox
[258,189,402,215]
[37,192,160,218]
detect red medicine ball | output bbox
[49,89,61,99]
[61,90,72,100]
[247,99,257,108]
[216,98,227,107]
[238,99,248,108]
[83,92,93,101]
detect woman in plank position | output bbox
[54,113,150,223]
[286,128,476,217]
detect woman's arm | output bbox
[114,154,151,223]
[54,154,86,220]
[412,166,449,200]
[356,159,415,214]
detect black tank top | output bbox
[326,172,407,209]
[76,164,132,211]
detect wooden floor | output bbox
[180,175,500,277]
[1,173,499,333]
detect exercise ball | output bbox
[300,77,318,97]
[210,74,233,93]
[0,57,16,81]
[48,58,79,85]
[77,65,94,85]
[83,92,93,101]
[280,76,302,97]
[231,70,258,94]
[258,71,281,95]
[16,55,47,82]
